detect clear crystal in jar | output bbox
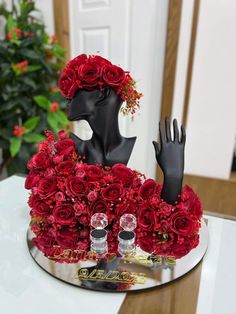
[120,214,137,231]
[91,213,108,229]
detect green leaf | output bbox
[34,95,50,110]
[19,49,41,60]
[10,137,22,157]
[23,116,40,131]
[26,65,42,73]
[47,111,58,131]
[20,37,35,48]
[54,110,68,126]
[7,15,15,33]
[23,133,45,143]
[20,76,37,89]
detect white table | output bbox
[0,176,236,314]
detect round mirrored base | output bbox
[27,220,208,292]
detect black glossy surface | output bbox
[119,231,135,240]
[91,229,107,239]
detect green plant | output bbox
[0,0,69,175]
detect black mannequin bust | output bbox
[68,88,185,205]
[68,87,136,166]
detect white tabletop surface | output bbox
[0,175,236,314]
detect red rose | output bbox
[87,191,98,202]
[138,204,155,231]
[76,240,89,251]
[65,176,88,196]
[33,232,55,254]
[25,172,40,189]
[90,55,111,66]
[57,161,75,175]
[78,227,90,239]
[139,179,157,200]
[85,165,103,181]
[111,163,134,186]
[102,183,124,201]
[170,235,199,259]
[53,203,75,225]
[170,211,195,236]
[103,64,125,87]
[38,176,58,199]
[55,138,75,157]
[55,191,66,203]
[78,62,101,88]
[28,152,51,170]
[66,54,88,70]
[58,130,67,139]
[115,201,136,216]
[138,233,154,253]
[77,215,90,226]
[182,186,203,220]
[56,228,78,249]
[90,198,109,214]
[58,68,78,99]
[29,195,51,216]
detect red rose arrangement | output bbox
[58,54,142,115]
[26,131,203,262]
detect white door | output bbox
[69,0,168,178]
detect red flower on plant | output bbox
[50,102,59,112]
[13,125,26,137]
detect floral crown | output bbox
[58,54,142,115]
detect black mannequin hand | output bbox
[152,117,186,204]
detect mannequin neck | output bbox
[88,105,123,152]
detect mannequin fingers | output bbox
[165,116,171,142]
[173,119,179,142]
[152,141,160,155]
[159,121,165,146]
[181,125,186,144]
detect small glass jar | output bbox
[90,214,108,255]
[90,229,108,255]
[118,214,137,256]
[118,230,136,256]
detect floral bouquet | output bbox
[25,131,203,262]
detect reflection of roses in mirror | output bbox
[26,131,203,262]
[55,228,78,249]
[138,233,154,253]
